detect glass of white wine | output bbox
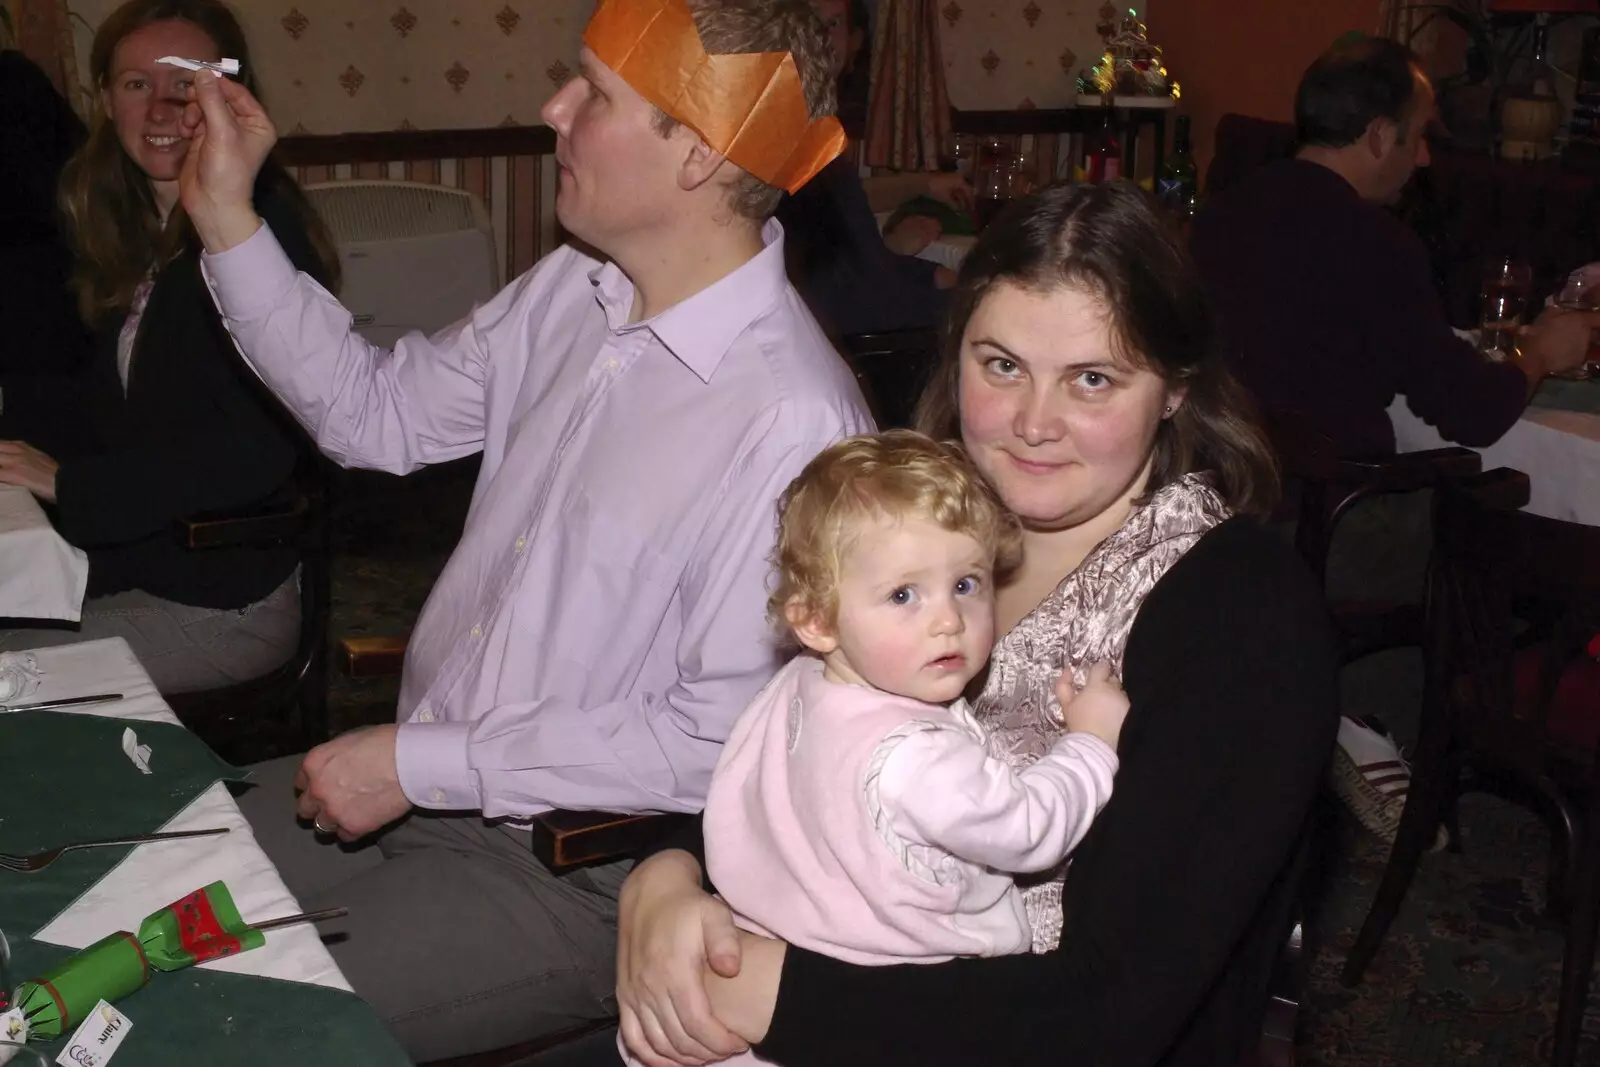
[1555,268,1600,380]
[1477,256,1533,362]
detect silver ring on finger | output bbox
[313,816,337,837]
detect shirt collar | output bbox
[588,219,791,383]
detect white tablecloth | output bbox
[22,638,351,992]
[912,233,976,271]
[1388,387,1600,526]
[0,487,87,622]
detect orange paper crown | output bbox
[583,0,846,194]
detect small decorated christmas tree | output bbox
[1076,8,1179,99]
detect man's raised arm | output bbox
[179,70,488,473]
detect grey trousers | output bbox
[0,573,299,695]
[236,755,630,1063]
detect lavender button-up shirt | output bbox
[202,220,872,818]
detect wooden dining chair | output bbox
[838,328,940,430]
[1264,411,1482,664]
[164,455,333,764]
[1340,468,1600,1067]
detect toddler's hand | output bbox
[1055,661,1129,750]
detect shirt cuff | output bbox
[199,220,302,322]
[394,721,481,810]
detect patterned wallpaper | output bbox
[938,0,1135,111]
[66,0,584,133]
[64,0,1132,132]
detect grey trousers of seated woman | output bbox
[0,570,299,694]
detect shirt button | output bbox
[470,624,482,638]
[417,708,434,723]
[429,789,446,804]
[605,357,619,372]
[515,536,526,553]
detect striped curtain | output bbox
[14,0,82,112]
[862,0,951,171]
[1376,0,1405,40]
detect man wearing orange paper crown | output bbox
[173,0,871,1057]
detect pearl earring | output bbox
[1163,405,1173,416]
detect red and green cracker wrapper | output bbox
[12,881,264,1040]
[137,880,264,970]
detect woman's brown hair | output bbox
[60,0,338,325]
[914,180,1279,517]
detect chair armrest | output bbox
[177,495,310,549]
[530,810,690,871]
[339,635,409,678]
[1333,447,1481,494]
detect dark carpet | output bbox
[316,459,1580,1067]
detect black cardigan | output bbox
[38,182,325,609]
[688,516,1338,1067]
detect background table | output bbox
[912,232,975,271]
[0,487,86,622]
[3,638,409,1065]
[1388,377,1600,525]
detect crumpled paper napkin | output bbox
[0,653,43,707]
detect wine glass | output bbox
[0,1044,48,1067]
[0,930,43,1067]
[943,132,977,182]
[1554,268,1600,380]
[1477,256,1533,362]
[973,156,1014,231]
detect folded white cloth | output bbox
[0,487,88,622]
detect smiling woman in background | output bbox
[0,0,338,695]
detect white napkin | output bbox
[121,728,153,774]
[0,487,88,622]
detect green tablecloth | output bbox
[1,711,414,1066]
[10,937,411,1067]
[0,711,242,933]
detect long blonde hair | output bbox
[60,0,336,325]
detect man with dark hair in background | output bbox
[1191,35,1600,845]
[1194,35,1595,459]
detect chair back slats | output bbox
[1263,408,1480,615]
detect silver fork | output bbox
[0,827,230,873]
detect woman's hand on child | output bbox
[1056,660,1131,749]
[703,931,787,1046]
[617,850,751,1067]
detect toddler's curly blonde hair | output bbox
[769,430,1022,633]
